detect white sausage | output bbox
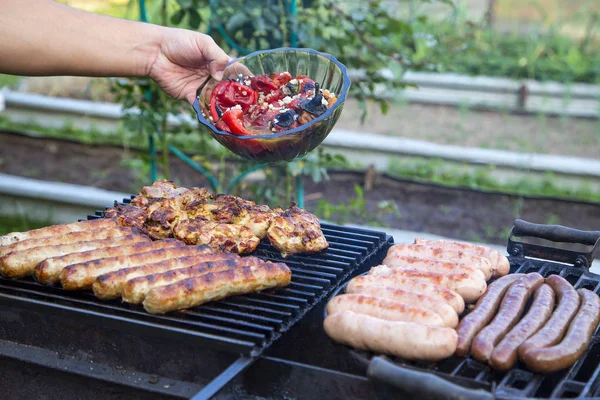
[323,310,457,361]
[326,294,445,326]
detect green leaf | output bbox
[379,101,389,114]
[188,9,202,29]
[170,9,185,25]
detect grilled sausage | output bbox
[0,226,137,257]
[521,289,600,373]
[92,252,238,300]
[122,257,266,304]
[470,273,544,362]
[382,255,486,281]
[345,285,458,328]
[414,238,510,278]
[489,283,555,370]
[60,245,212,290]
[455,274,525,357]
[0,234,145,279]
[368,265,487,303]
[143,262,292,314]
[35,238,180,284]
[327,294,446,326]
[517,275,581,359]
[385,244,493,280]
[347,275,465,314]
[323,310,457,361]
[0,218,117,247]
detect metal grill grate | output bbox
[0,200,392,359]
[351,257,600,399]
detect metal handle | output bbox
[367,356,493,400]
[512,219,600,246]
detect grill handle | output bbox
[367,356,494,400]
[512,219,600,246]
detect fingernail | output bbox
[214,71,224,81]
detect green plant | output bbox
[314,185,400,227]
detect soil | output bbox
[2,131,599,246]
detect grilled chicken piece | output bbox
[143,197,189,239]
[173,219,260,254]
[104,204,148,231]
[267,204,329,257]
[236,206,276,239]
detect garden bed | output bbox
[1,130,599,245]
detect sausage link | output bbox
[347,275,465,314]
[368,265,487,303]
[455,274,524,357]
[520,288,600,373]
[347,285,458,328]
[489,284,555,370]
[381,254,486,281]
[323,310,457,362]
[385,244,493,280]
[326,294,445,326]
[470,273,543,362]
[517,275,580,359]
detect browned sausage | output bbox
[517,275,580,359]
[0,218,117,246]
[470,273,543,362]
[143,262,292,314]
[520,288,600,373]
[455,274,524,357]
[489,283,555,370]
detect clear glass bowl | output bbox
[193,47,351,163]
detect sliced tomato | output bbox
[250,75,279,93]
[210,81,257,113]
[271,72,292,86]
[222,109,251,136]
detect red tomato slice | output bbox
[271,72,292,86]
[222,109,251,136]
[250,75,279,93]
[211,81,257,113]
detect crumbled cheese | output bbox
[321,97,329,106]
[208,116,214,122]
[289,79,298,85]
[242,90,247,96]
[232,104,242,111]
[279,108,290,113]
[282,96,292,105]
[271,127,276,132]
[244,79,251,86]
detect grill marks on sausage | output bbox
[517,274,581,358]
[520,288,600,373]
[489,283,555,371]
[470,273,544,362]
[455,274,524,356]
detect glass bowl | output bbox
[193,47,351,163]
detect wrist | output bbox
[135,23,166,78]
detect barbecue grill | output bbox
[1,205,599,399]
[0,195,392,399]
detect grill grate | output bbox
[0,199,392,359]
[350,257,600,399]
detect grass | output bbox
[387,157,600,203]
[0,74,21,88]
[0,215,52,236]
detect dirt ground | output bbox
[1,131,599,245]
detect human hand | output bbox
[147,28,230,104]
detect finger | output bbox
[199,35,230,81]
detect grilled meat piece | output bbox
[236,206,275,239]
[173,219,260,254]
[104,204,148,231]
[0,218,118,247]
[143,261,292,314]
[122,256,266,304]
[143,197,189,239]
[92,252,239,300]
[267,204,329,257]
[60,245,212,290]
[0,234,145,279]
